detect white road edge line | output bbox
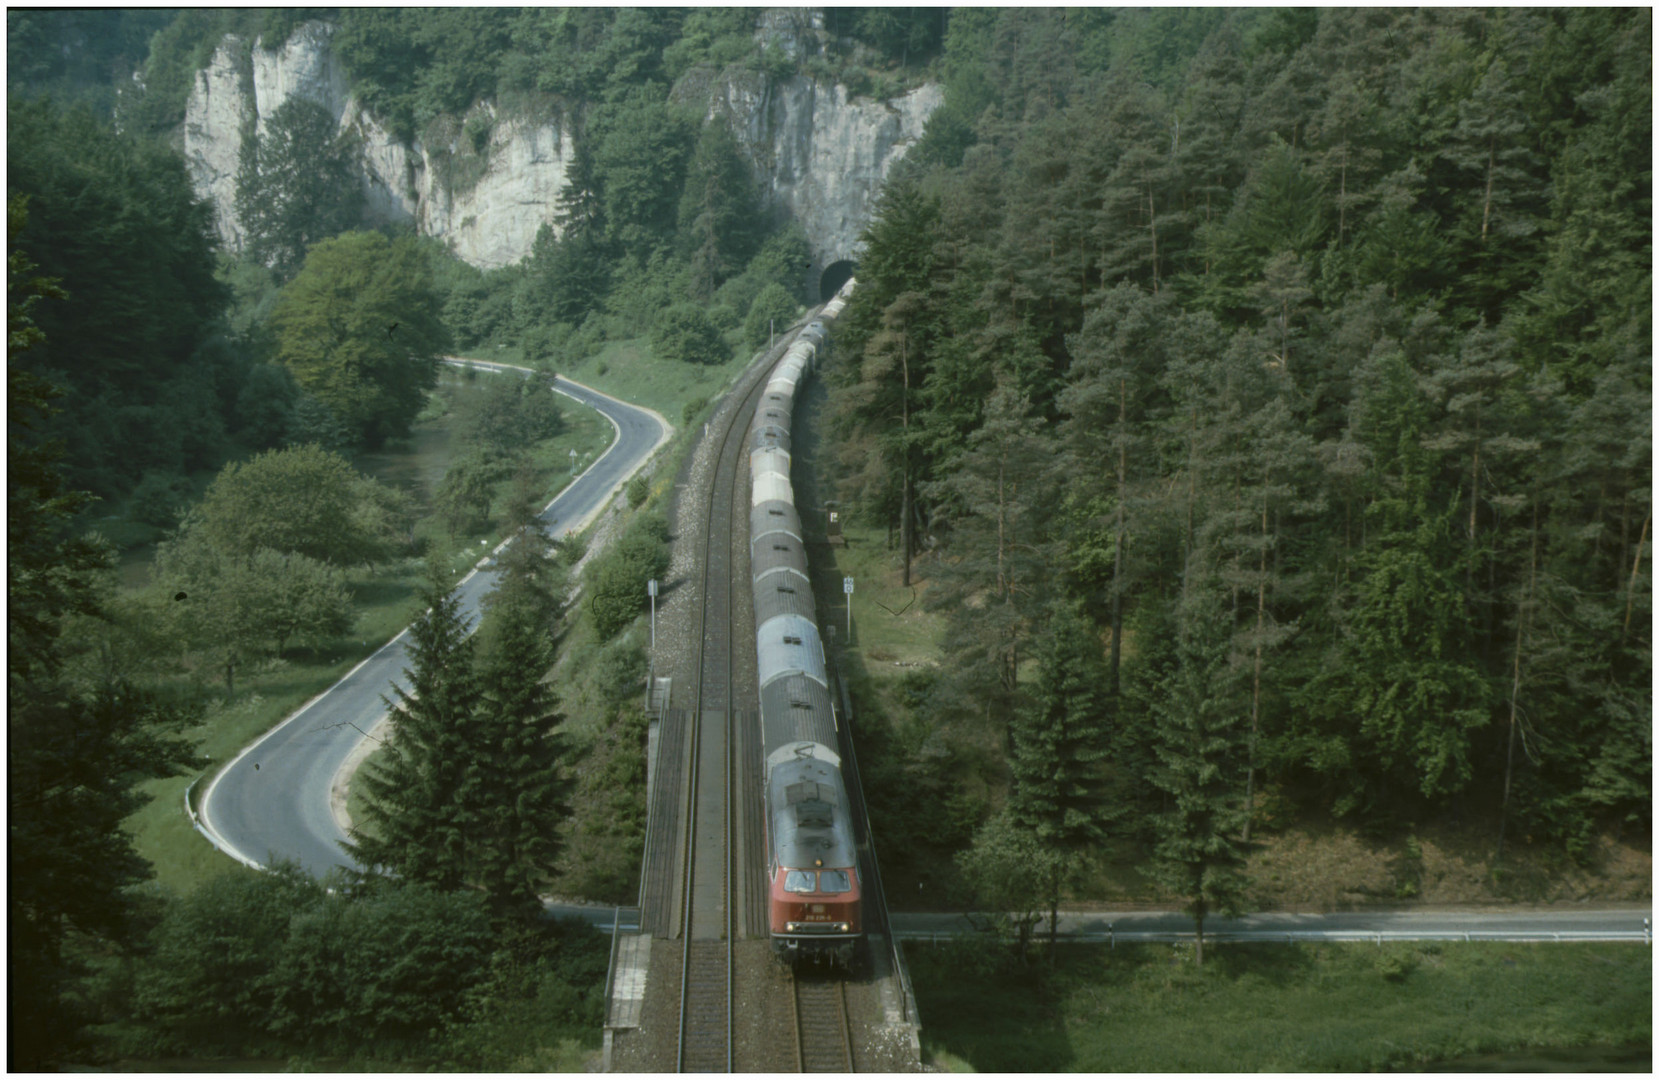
[198,362,672,870]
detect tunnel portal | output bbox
[818,259,857,302]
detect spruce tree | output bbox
[1009,600,1111,956]
[469,571,568,921]
[350,562,480,890]
[472,491,565,919]
[1149,571,1251,966]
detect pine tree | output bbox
[922,376,1058,731]
[1149,571,1251,966]
[1059,282,1178,697]
[350,563,481,890]
[235,97,364,282]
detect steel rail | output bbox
[792,971,854,1072]
[676,358,760,1073]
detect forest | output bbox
[825,7,1650,937]
[6,6,1650,1070]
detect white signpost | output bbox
[843,576,853,642]
[647,578,659,653]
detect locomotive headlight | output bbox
[838,922,850,932]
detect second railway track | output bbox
[674,331,779,1071]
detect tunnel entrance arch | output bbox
[819,260,857,302]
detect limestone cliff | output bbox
[181,17,939,279]
[685,69,942,286]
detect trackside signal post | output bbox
[647,578,658,653]
[843,576,853,642]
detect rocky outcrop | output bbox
[182,36,252,250]
[250,20,349,133]
[699,72,943,281]
[182,21,574,268]
[414,107,575,269]
[181,16,940,277]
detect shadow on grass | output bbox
[1204,940,1319,986]
[348,573,422,615]
[910,940,1076,1072]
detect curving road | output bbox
[197,368,670,877]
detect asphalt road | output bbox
[197,369,669,877]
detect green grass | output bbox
[126,557,434,891]
[787,377,946,676]
[471,336,761,424]
[909,940,1652,1072]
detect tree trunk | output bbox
[1049,885,1060,966]
[1624,508,1649,636]
[1110,377,1128,699]
[1481,141,1495,244]
[1244,501,1267,843]
[1497,504,1538,861]
[1147,180,1159,294]
[901,333,912,587]
[1194,908,1205,967]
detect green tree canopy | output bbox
[269,231,451,448]
[8,206,196,1067]
[744,282,799,350]
[236,97,365,282]
[192,443,398,566]
[7,97,229,494]
[650,302,729,366]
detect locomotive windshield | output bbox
[782,869,852,894]
[818,870,851,893]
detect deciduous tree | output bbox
[269,232,451,448]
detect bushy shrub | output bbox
[443,921,612,1070]
[650,303,729,366]
[587,513,671,640]
[133,862,325,1048]
[744,282,800,349]
[706,302,740,332]
[454,371,565,455]
[594,631,648,705]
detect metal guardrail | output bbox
[895,928,1653,945]
[830,649,919,1028]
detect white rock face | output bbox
[347,106,421,229]
[705,71,942,285]
[771,78,943,267]
[250,20,349,134]
[415,111,575,270]
[182,36,250,249]
[180,18,939,277]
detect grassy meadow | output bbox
[909,939,1652,1072]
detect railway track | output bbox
[675,346,776,1072]
[792,971,854,1072]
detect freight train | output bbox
[749,282,861,963]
